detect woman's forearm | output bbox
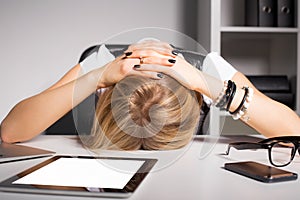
[193,70,223,100]
[194,70,300,137]
[232,72,300,137]
[245,92,300,137]
[0,68,101,143]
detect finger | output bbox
[136,42,172,51]
[126,41,175,56]
[129,40,172,50]
[134,49,170,58]
[117,57,141,74]
[133,56,176,66]
[131,48,177,58]
[132,64,171,74]
[129,69,163,80]
[122,50,174,65]
[130,44,173,55]
[121,57,140,65]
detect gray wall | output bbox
[0,0,199,121]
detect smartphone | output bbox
[224,161,298,183]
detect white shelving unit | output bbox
[198,0,300,135]
[220,26,298,33]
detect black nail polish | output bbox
[157,73,164,78]
[125,52,132,56]
[133,64,141,68]
[172,50,178,56]
[168,59,176,64]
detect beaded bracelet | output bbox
[213,80,228,108]
[240,87,254,122]
[215,81,230,108]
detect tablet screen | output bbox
[0,156,157,198]
[13,157,144,189]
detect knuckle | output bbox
[144,49,156,56]
[119,62,129,74]
[163,43,172,50]
[145,57,154,63]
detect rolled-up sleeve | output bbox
[202,52,237,81]
[80,44,115,74]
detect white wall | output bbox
[0,0,199,121]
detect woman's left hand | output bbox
[125,40,219,97]
[129,49,205,92]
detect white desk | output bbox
[1,135,300,200]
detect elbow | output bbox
[0,121,21,143]
[1,134,15,144]
[1,119,43,143]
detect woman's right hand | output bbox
[95,40,177,88]
[95,55,139,88]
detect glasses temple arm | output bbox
[225,143,268,155]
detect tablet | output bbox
[0,142,54,164]
[0,155,157,198]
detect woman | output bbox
[1,40,300,148]
[83,75,201,150]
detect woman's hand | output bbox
[140,56,204,91]
[127,45,205,91]
[96,55,138,88]
[127,41,221,98]
[96,40,177,88]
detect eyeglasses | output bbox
[225,136,300,167]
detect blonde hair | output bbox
[83,75,201,150]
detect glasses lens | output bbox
[270,141,294,166]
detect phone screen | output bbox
[224,161,298,183]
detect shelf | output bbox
[198,0,300,134]
[221,26,299,33]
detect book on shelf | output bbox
[245,0,296,27]
[246,0,276,27]
[277,0,295,27]
[246,75,295,109]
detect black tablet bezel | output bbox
[0,155,157,198]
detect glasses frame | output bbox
[225,136,300,167]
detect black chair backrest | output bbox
[45,44,210,135]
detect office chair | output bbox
[45,44,210,135]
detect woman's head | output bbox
[85,75,201,150]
